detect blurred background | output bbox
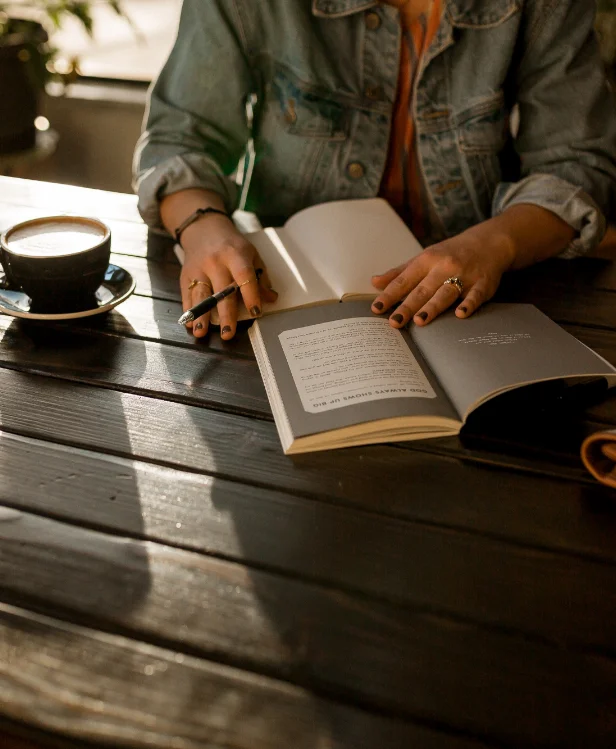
[0,0,181,191]
[1,0,616,207]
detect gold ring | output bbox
[443,276,464,296]
[188,279,213,291]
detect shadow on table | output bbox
[460,377,616,469]
[0,314,152,634]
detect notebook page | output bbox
[284,198,423,299]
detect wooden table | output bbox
[1,177,616,749]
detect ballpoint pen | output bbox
[178,269,263,326]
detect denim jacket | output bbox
[134,0,616,254]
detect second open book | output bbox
[174,197,422,322]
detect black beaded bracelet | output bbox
[174,206,231,245]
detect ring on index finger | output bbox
[443,276,464,296]
[237,268,264,289]
[188,279,213,292]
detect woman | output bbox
[133,0,616,339]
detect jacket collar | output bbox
[312,0,519,25]
[312,0,377,18]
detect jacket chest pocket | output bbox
[456,92,509,218]
[252,67,351,212]
[269,69,349,141]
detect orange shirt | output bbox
[379,0,443,242]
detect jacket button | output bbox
[365,11,382,30]
[347,162,365,179]
[364,85,383,101]
[284,98,297,125]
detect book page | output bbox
[254,301,458,439]
[279,317,436,414]
[245,228,334,312]
[173,225,334,323]
[283,198,423,299]
[411,303,616,421]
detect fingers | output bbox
[371,263,407,291]
[387,275,497,329]
[371,257,429,316]
[254,252,278,304]
[455,279,493,319]
[224,250,278,322]
[370,254,499,328]
[385,269,457,327]
[181,238,278,340]
[227,261,263,320]
[406,279,462,327]
[207,267,237,340]
[180,271,194,328]
[188,276,213,338]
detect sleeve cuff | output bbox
[492,174,607,258]
[133,154,240,233]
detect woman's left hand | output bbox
[371,219,516,328]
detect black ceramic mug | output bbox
[0,215,111,311]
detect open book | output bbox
[174,198,422,323]
[249,300,616,454]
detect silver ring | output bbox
[443,276,464,296]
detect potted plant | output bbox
[0,1,129,154]
[596,0,616,72]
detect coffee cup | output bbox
[0,215,111,311]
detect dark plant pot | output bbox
[0,21,48,155]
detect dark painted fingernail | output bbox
[391,313,404,324]
[194,322,203,330]
[416,311,428,321]
[459,306,468,314]
[250,305,261,317]
[222,325,232,335]
[372,301,384,311]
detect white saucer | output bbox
[0,263,136,321]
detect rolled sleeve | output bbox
[133,153,239,233]
[132,0,252,233]
[498,0,616,256]
[493,173,606,258]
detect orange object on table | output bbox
[581,429,616,487]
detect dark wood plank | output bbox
[3,307,616,438]
[1,511,615,749]
[0,604,468,749]
[38,293,256,357]
[404,424,605,486]
[499,256,616,295]
[3,294,615,495]
[1,367,615,553]
[0,315,611,486]
[110,253,180,300]
[497,266,616,329]
[565,324,616,365]
[2,430,616,652]
[0,317,268,416]
[4,286,615,434]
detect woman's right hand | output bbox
[161,189,277,340]
[181,217,278,341]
